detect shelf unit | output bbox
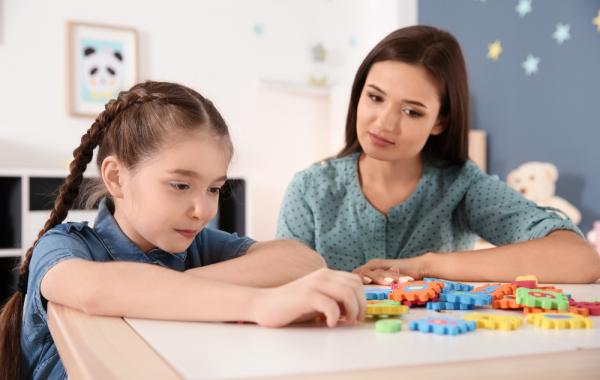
[0,168,97,304]
[0,168,98,259]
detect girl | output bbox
[0,81,365,380]
[277,25,600,285]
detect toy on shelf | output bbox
[463,313,523,331]
[409,316,477,336]
[516,288,569,311]
[526,312,593,329]
[507,162,581,224]
[586,221,599,252]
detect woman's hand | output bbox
[352,254,431,285]
[251,268,366,328]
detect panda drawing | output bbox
[81,45,124,102]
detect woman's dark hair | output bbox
[337,25,470,165]
[0,81,231,379]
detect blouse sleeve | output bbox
[28,228,94,317]
[195,228,256,265]
[276,172,316,249]
[462,164,583,245]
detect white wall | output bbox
[0,0,417,240]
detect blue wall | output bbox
[420,0,600,233]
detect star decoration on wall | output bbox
[349,35,358,47]
[593,9,600,31]
[487,40,503,60]
[253,23,264,36]
[522,54,540,75]
[515,0,532,18]
[552,23,571,45]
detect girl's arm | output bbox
[185,240,326,287]
[353,230,600,284]
[41,259,364,327]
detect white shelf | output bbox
[0,172,97,259]
[0,249,22,258]
[258,78,332,97]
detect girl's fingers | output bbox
[310,293,341,328]
[317,279,362,324]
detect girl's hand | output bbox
[251,268,366,328]
[352,255,430,285]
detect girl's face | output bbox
[112,130,230,253]
[356,60,445,163]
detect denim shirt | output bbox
[21,198,255,380]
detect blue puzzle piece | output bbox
[426,301,475,311]
[424,278,474,292]
[408,316,477,335]
[365,288,391,300]
[472,284,502,295]
[440,291,492,306]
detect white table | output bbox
[49,283,600,379]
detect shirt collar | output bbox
[93,198,187,271]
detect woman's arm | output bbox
[42,259,364,327]
[184,240,326,287]
[353,230,600,284]
[425,230,600,283]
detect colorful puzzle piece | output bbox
[516,288,569,311]
[523,306,589,317]
[375,319,402,333]
[426,301,475,311]
[515,274,538,283]
[389,281,443,304]
[568,299,600,316]
[492,294,521,310]
[424,277,474,291]
[366,300,409,316]
[408,316,476,335]
[364,288,392,300]
[463,312,523,331]
[526,312,593,329]
[512,275,538,289]
[473,283,515,300]
[439,290,492,306]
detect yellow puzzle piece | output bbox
[366,300,409,316]
[526,312,593,330]
[463,312,523,331]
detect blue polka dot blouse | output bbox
[276,153,581,271]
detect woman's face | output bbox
[356,60,445,163]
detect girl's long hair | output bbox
[0,81,231,379]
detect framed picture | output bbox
[67,21,138,117]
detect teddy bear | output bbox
[506,161,581,225]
